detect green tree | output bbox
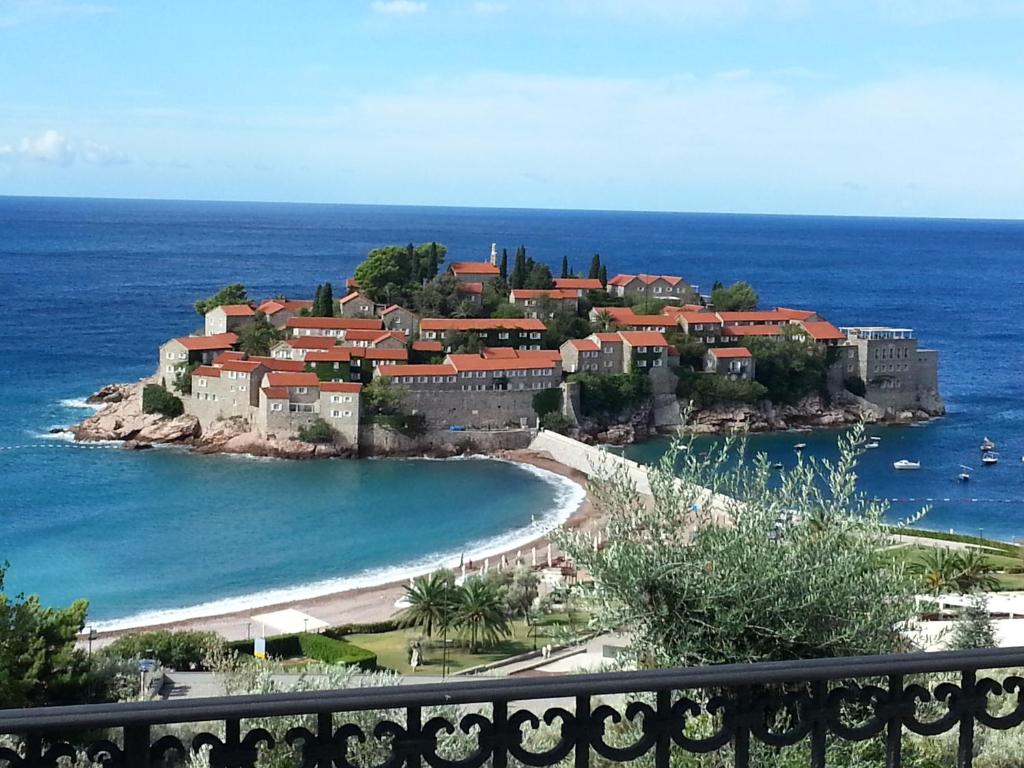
[100,630,224,671]
[172,361,200,395]
[523,261,555,290]
[599,264,608,286]
[711,281,759,311]
[396,571,457,641]
[560,255,569,279]
[297,418,335,444]
[362,376,405,415]
[353,249,406,302]
[542,308,593,348]
[193,283,248,316]
[746,328,830,404]
[499,248,508,280]
[593,309,616,331]
[455,577,512,652]
[313,282,335,317]
[237,310,284,356]
[532,387,562,418]
[413,275,460,318]
[0,564,96,707]
[142,384,184,417]
[558,428,919,667]
[511,246,528,290]
[491,302,525,319]
[504,567,541,618]
[949,595,997,650]
[952,549,1000,593]
[588,253,602,280]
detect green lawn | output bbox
[345,611,590,675]
[883,543,1024,591]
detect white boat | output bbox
[866,441,880,449]
[982,452,999,465]
[893,460,921,470]
[958,465,972,482]
[981,437,996,452]
[793,443,807,451]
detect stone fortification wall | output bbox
[401,389,538,429]
[359,425,532,456]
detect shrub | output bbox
[324,620,399,638]
[571,371,650,416]
[226,633,376,668]
[142,384,184,418]
[844,375,867,397]
[532,387,562,418]
[100,630,224,671]
[676,370,767,407]
[297,418,335,444]
[172,362,199,395]
[540,412,572,434]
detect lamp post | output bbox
[87,627,96,656]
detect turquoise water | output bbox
[3,197,1024,621]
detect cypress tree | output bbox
[512,246,528,290]
[560,255,569,279]
[500,248,508,280]
[599,264,608,286]
[321,282,335,317]
[428,242,440,280]
[313,284,324,316]
[589,253,601,280]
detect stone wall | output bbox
[401,389,539,429]
[359,425,533,456]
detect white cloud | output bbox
[370,0,427,15]
[0,1,113,28]
[0,129,126,166]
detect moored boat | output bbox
[794,443,807,451]
[981,437,996,452]
[893,459,921,470]
[982,452,999,465]
[958,465,971,482]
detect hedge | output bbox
[142,384,184,418]
[324,619,399,638]
[226,632,377,669]
[100,629,224,670]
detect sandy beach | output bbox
[85,450,601,648]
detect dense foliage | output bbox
[539,412,573,434]
[509,245,554,290]
[236,310,283,356]
[226,632,377,668]
[353,243,447,303]
[570,371,650,417]
[675,369,768,406]
[531,387,561,418]
[710,280,758,311]
[541,306,593,348]
[910,548,999,594]
[558,427,920,667]
[844,374,867,397]
[297,418,336,444]
[141,384,184,417]
[396,571,513,653]
[312,282,336,317]
[665,331,707,370]
[100,629,224,670]
[193,283,249,316]
[361,376,404,415]
[171,361,199,394]
[0,564,100,707]
[745,329,832,404]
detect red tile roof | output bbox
[800,320,845,341]
[616,315,670,327]
[338,292,367,305]
[220,359,266,373]
[509,289,578,300]
[372,331,407,345]
[265,372,320,388]
[448,355,558,372]
[553,278,604,290]
[722,324,784,336]
[717,310,800,323]
[618,331,669,347]
[355,348,409,361]
[608,273,685,287]
[594,332,624,343]
[377,364,457,378]
[305,348,354,363]
[258,300,313,315]
[285,336,337,349]
[419,318,546,331]
[381,304,413,316]
[215,304,256,316]
[710,347,753,359]
[675,312,723,325]
[775,307,817,321]
[286,317,384,331]
[320,382,362,393]
[449,261,500,275]
[566,338,600,352]
[594,306,636,320]
[479,347,561,362]
[192,365,221,377]
[343,329,398,342]
[212,351,246,364]
[456,282,484,294]
[262,386,289,399]
[412,340,443,352]
[173,333,238,351]
[249,357,306,372]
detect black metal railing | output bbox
[1,646,1023,767]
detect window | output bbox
[418,376,427,383]
[343,410,352,417]
[498,332,510,339]
[425,331,436,339]
[637,359,648,367]
[297,387,307,394]
[653,359,663,367]
[604,360,613,367]
[198,378,207,387]
[178,352,187,360]
[331,410,341,418]
[165,365,174,373]
[165,352,174,360]
[271,402,283,411]
[529,332,542,339]
[239,386,246,392]
[637,346,648,353]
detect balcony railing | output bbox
[1,646,1023,767]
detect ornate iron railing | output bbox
[1,646,1023,767]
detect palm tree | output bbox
[594,309,616,332]
[454,577,512,653]
[952,549,999,593]
[909,548,960,595]
[396,570,456,640]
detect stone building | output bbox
[256,300,313,329]
[559,331,669,374]
[552,277,604,296]
[338,292,376,317]
[418,318,547,351]
[704,347,755,380]
[285,316,384,338]
[254,373,361,447]
[157,332,238,387]
[380,304,419,336]
[509,289,579,319]
[840,327,943,416]
[447,261,500,284]
[606,273,699,303]
[188,358,268,429]
[204,304,255,336]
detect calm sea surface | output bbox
[2,197,1023,621]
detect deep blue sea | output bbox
[2,196,1023,622]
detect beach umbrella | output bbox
[532,547,537,567]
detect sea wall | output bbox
[360,425,533,457]
[400,389,537,429]
[530,430,654,494]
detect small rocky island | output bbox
[66,244,944,457]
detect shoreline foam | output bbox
[90,458,586,633]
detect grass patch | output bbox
[888,526,1020,555]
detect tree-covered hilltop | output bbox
[353,243,447,304]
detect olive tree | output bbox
[557,425,921,668]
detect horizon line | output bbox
[1,192,1022,225]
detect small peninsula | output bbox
[69,243,945,458]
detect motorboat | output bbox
[982,452,999,465]
[981,437,996,452]
[865,440,880,449]
[958,465,972,482]
[793,443,807,451]
[772,462,784,469]
[893,460,921,470]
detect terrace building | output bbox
[840,327,942,416]
[338,292,377,317]
[509,289,579,319]
[380,304,419,336]
[560,331,669,374]
[285,316,384,339]
[255,373,361,447]
[188,358,269,428]
[157,333,238,387]
[256,299,313,329]
[418,318,547,351]
[606,273,699,303]
[705,347,755,380]
[448,261,500,284]
[203,304,255,335]
[552,277,604,296]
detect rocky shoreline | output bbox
[62,381,945,457]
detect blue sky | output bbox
[0,0,1022,217]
